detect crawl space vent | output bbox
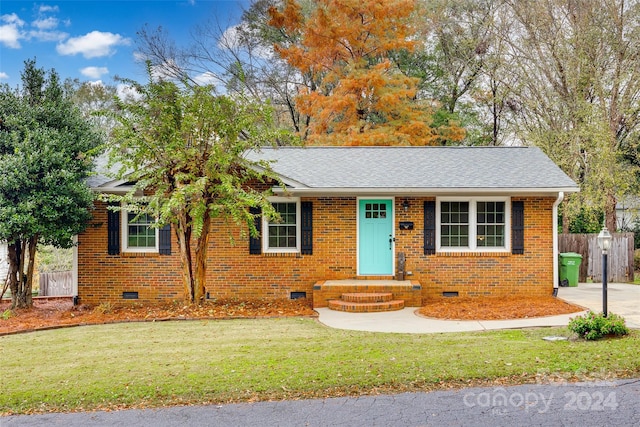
[122,291,139,300]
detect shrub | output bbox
[95,302,113,314]
[634,249,640,271]
[568,311,629,340]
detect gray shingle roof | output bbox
[85,154,114,188]
[246,146,578,194]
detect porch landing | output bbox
[313,280,422,309]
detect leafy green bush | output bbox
[634,249,640,271]
[568,311,629,340]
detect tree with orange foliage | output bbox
[268,0,464,145]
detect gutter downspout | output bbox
[552,192,564,297]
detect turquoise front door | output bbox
[358,199,393,275]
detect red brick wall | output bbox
[77,196,556,305]
[77,201,183,305]
[400,197,555,299]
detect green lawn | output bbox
[2,318,639,414]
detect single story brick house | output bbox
[73,146,578,306]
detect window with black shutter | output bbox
[424,200,436,255]
[159,224,171,255]
[107,202,120,255]
[511,201,525,254]
[249,206,262,254]
[301,201,313,255]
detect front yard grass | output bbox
[2,318,639,414]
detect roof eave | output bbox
[272,186,580,197]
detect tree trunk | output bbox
[7,237,37,309]
[193,214,211,305]
[176,214,194,303]
[7,242,20,308]
[605,193,617,232]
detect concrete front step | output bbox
[313,280,422,308]
[327,298,405,313]
[341,292,393,303]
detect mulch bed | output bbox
[1,295,586,335]
[0,298,317,335]
[418,296,585,320]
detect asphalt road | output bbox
[4,378,640,427]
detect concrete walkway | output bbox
[558,282,640,328]
[316,282,640,333]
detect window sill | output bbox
[261,252,302,258]
[436,251,511,257]
[121,251,160,258]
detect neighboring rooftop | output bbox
[245,146,578,194]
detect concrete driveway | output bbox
[558,282,640,328]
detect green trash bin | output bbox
[559,252,583,287]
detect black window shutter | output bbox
[249,206,262,254]
[159,224,171,255]
[107,202,120,255]
[301,201,313,255]
[512,201,524,254]
[424,200,436,255]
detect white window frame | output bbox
[262,197,301,254]
[121,206,159,253]
[436,196,511,253]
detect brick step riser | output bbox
[341,292,394,303]
[327,300,405,313]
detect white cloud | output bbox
[116,83,141,101]
[56,31,131,58]
[193,71,219,86]
[29,30,68,42]
[219,24,243,50]
[2,13,25,26]
[32,17,58,30]
[150,60,184,81]
[0,72,9,80]
[81,66,109,79]
[0,13,26,48]
[219,23,272,59]
[39,5,59,13]
[133,51,148,63]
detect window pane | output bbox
[440,202,469,247]
[477,201,505,247]
[127,212,155,248]
[268,202,297,249]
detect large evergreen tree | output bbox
[0,60,103,309]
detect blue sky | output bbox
[0,1,250,88]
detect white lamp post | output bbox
[597,225,612,317]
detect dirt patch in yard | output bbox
[0,298,316,335]
[418,296,585,320]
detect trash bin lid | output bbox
[559,252,582,258]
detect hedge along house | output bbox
[74,146,578,309]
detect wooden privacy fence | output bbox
[39,271,73,296]
[558,233,634,283]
